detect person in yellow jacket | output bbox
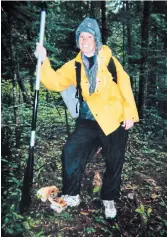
[35,17,139,219]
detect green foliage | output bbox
[93,185,101,193]
[94,215,105,224]
[135,204,152,223]
[85,226,96,234]
[1,1,167,236]
[57,212,72,221]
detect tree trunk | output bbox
[126,2,132,68]
[16,60,32,104]
[122,12,125,67]
[90,1,101,20]
[125,1,136,93]
[8,7,21,147]
[148,35,159,108]
[101,1,107,44]
[138,1,152,119]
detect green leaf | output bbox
[147,208,152,216]
[36,193,43,199]
[135,208,143,214]
[35,231,45,237]
[94,216,105,224]
[23,221,31,230]
[93,186,101,193]
[140,204,145,212]
[7,228,15,235]
[58,212,72,220]
[4,218,9,224]
[159,201,166,207]
[86,227,96,234]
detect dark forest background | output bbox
[1,1,167,237]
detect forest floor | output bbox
[2,118,167,237]
[25,122,167,237]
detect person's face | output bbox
[79,32,96,57]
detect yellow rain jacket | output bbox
[40,45,139,135]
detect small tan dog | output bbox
[37,185,67,212]
[37,185,59,202]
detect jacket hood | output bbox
[76,17,102,51]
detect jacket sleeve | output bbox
[40,58,76,92]
[112,56,139,122]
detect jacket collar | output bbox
[75,45,112,65]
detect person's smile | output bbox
[79,32,96,57]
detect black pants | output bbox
[61,119,128,200]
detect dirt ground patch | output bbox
[27,127,167,237]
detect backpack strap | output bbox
[107,57,117,83]
[74,57,117,110]
[75,61,83,109]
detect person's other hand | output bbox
[121,120,134,130]
[34,43,47,62]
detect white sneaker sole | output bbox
[105,210,117,219]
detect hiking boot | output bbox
[103,200,117,219]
